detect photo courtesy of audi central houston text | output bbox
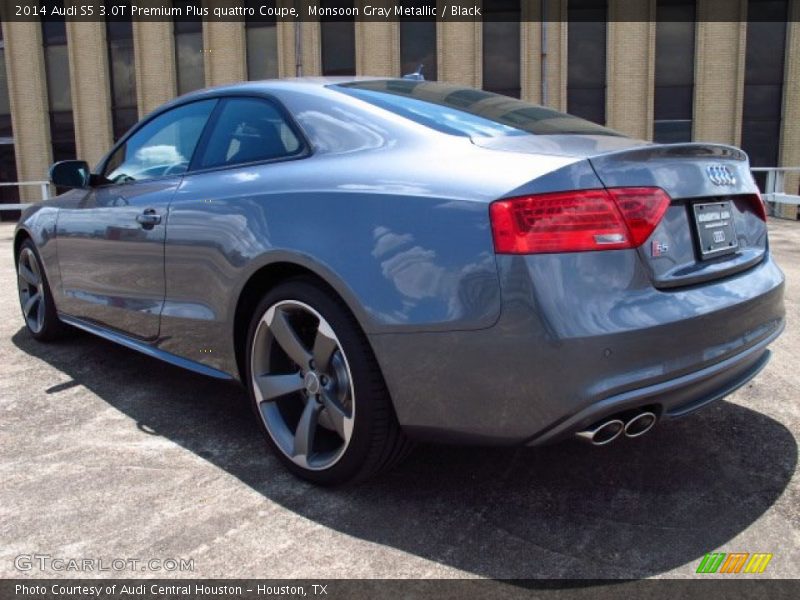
[13,71,786,484]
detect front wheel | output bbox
[245,279,412,485]
[17,240,66,341]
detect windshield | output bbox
[333,80,623,138]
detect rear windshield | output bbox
[332,80,623,138]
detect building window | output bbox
[41,1,76,162]
[567,0,607,125]
[0,28,13,142]
[399,2,437,80]
[173,0,205,95]
[106,3,138,141]
[320,0,355,76]
[0,26,21,220]
[245,0,278,80]
[482,0,521,98]
[653,0,696,143]
[742,0,788,188]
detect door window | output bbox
[196,98,303,169]
[102,99,217,184]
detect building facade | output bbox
[1,0,799,208]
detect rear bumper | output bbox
[525,323,780,446]
[369,251,785,446]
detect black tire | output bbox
[17,239,67,342]
[245,277,413,485]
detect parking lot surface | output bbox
[1,219,798,579]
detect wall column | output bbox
[132,18,177,117]
[285,0,321,77]
[65,21,113,167]
[521,0,567,110]
[693,0,747,145]
[276,20,296,78]
[437,20,481,86]
[606,0,655,139]
[550,20,569,112]
[355,16,398,77]
[2,21,51,200]
[203,20,246,85]
[276,20,321,78]
[301,22,322,76]
[520,2,540,104]
[780,1,800,194]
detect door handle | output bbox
[136,209,161,229]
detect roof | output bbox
[178,76,387,98]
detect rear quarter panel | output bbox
[158,141,564,376]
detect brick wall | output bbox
[4,5,800,201]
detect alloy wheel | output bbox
[250,300,355,470]
[17,247,46,334]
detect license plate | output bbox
[693,201,738,258]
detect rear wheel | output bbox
[245,279,412,485]
[17,240,65,341]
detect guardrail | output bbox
[0,181,50,212]
[751,167,800,219]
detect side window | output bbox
[196,98,302,169]
[102,99,217,184]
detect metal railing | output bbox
[751,167,800,206]
[0,181,50,212]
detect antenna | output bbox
[402,64,425,81]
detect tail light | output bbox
[749,193,767,221]
[489,187,671,254]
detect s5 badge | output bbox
[652,240,669,257]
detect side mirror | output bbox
[49,160,91,189]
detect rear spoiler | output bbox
[589,142,748,163]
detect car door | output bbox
[56,99,218,340]
[158,96,308,371]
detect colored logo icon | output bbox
[696,552,773,574]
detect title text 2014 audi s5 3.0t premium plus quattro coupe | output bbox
[15,79,785,484]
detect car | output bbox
[14,78,785,485]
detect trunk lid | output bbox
[588,143,766,288]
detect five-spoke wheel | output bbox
[251,300,355,471]
[17,240,64,341]
[246,279,412,485]
[17,245,45,334]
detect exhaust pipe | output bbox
[624,411,657,438]
[575,419,625,446]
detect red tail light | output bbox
[489,187,671,254]
[749,193,767,221]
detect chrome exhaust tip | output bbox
[575,419,625,446]
[624,411,657,438]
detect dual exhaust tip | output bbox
[576,411,657,446]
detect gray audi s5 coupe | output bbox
[15,78,785,484]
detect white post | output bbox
[40,182,49,201]
[765,169,776,194]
